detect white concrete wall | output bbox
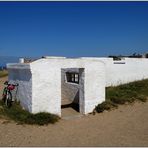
[84,61,105,113]
[99,58,148,87]
[30,61,61,115]
[7,64,32,112]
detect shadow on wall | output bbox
[61,92,79,112]
[73,90,79,104]
[61,68,80,103]
[9,69,31,82]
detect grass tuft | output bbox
[95,100,118,113]
[0,101,59,125]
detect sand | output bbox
[0,76,7,97]
[0,76,148,146]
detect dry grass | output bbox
[0,70,8,78]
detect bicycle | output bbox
[2,81,19,108]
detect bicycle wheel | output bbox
[5,91,12,108]
[2,87,7,103]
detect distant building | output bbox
[142,52,148,58]
[18,58,37,63]
[0,66,7,70]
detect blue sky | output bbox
[0,1,148,58]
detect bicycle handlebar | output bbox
[4,81,8,85]
[4,81,19,86]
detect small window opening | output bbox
[66,72,79,84]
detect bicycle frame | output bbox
[2,81,19,107]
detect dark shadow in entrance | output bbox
[61,103,79,112]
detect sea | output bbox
[0,56,20,70]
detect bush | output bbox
[26,113,59,125]
[0,101,59,125]
[95,101,118,113]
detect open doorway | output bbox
[61,68,84,118]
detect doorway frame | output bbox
[61,68,85,115]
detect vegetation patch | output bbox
[95,100,118,113]
[95,79,148,113]
[0,101,59,125]
[0,70,8,78]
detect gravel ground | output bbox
[0,76,148,146]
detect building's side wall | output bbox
[31,61,61,116]
[99,58,148,87]
[8,67,32,112]
[84,61,105,114]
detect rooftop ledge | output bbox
[42,56,66,59]
[7,63,30,69]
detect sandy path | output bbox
[0,76,148,146]
[0,101,147,146]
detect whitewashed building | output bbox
[7,56,148,116]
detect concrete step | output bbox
[62,114,83,120]
[61,103,82,120]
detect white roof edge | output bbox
[79,57,101,59]
[42,56,66,59]
[7,63,30,69]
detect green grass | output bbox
[95,79,148,113]
[0,70,8,78]
[0,101,60,125]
